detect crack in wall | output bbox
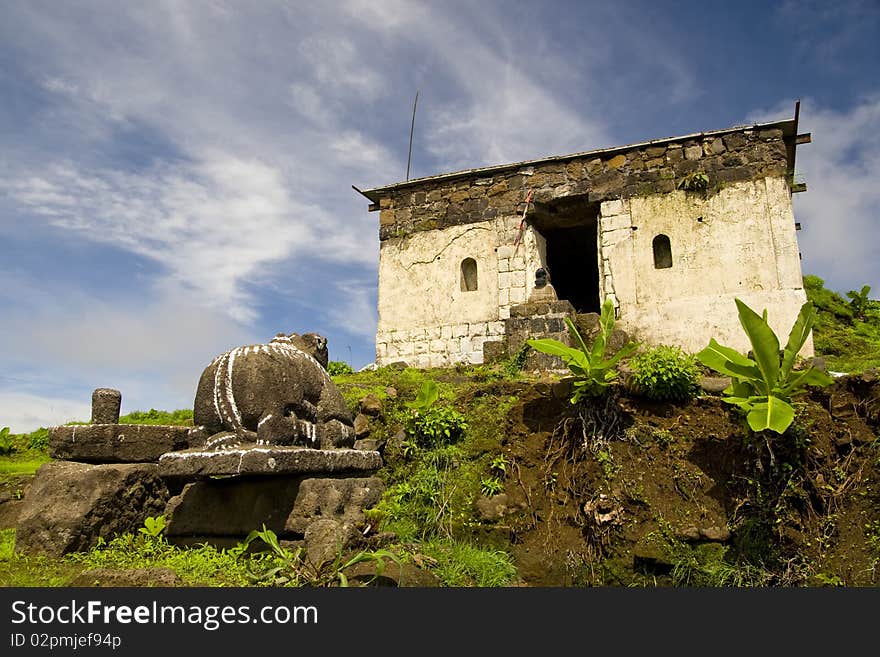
[398,225,493,271]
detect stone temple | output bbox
[356,104,812,367]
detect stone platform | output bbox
[158,445,383,479]
[50,424,195,463]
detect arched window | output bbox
[460,258,478,291]
[652,234,672,269]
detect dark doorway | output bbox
[543,224,600,313]
[530,196,600,314]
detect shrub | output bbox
[0,428,13,456]
[404,381,467,447]
[327,361,354,376]
[26,428,49,451]
[630,345,701,402]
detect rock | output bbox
[354,438,382,452]
[359,394,383,417]
[684,145,703,160]
[69,567,181,587]
[91,388,121,424]
[49,424,195,463]
[344,560,442,587]
[482,340,507,364]
[286,477,384,535]
[15,462,169,557]
[385,387,398,399]
[164,477,304,537]
[475,494,509,522]
[354,413,371,438]
[193,333,354,449]
[0,500,22,529]
[632,540,673,572]
[288,332,329,369]
[700,526,731,542]
[807,356,826,372]
[700,376,732,394]
[606,328,631,355]
[158,445,383,480]
[707,138,726,155]
[387,361,409,370]
[304,518,353,566]
[677,526,702,541]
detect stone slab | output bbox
[49,424,195,463]
[158,445,383,479]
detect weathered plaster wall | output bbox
[599,177,810,354]
[376,216,544,367]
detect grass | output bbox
[418,538,518,586]
[804,274,880,373]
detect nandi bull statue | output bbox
[192,332,355,450]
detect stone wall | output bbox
[376,127,790,241]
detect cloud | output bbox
[0,391,91,434]
[792,98,880,296]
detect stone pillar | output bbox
[91,388,121,424]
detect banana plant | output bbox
[528,298,636,402]
[697,299,833,434]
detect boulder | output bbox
[193,333,354,449]
[358,394,383,417]
[15,462,169,557]
[354,413,371,438]
[304,518,352,566]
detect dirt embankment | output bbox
[485,372,880,586]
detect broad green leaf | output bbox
[602,341,637,369]
[781,301,815,380]
[697,339,761,382]
[746,396,795,434]
[407,380,439,410]
[780,366,834,394]
[526,338,581,360]
[591,299,615,360]
[735,299,780,389]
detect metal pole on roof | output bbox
[406,90,419,181]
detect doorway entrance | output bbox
[531,196,600,314]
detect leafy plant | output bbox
[503,343,531,378]
[677,171,710,191]
[405,381,467,447]
[243,525,401,587]
[527,298,636,402]
[138,515,167,540]
[846,285,875,322]
[697,299,833,433]
[480,476,504,496]
[0,427,14,456]
[630,344,701,402]
[327,361,354,376]
[489,454,509,477]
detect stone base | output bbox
[15,461,169,557]
[164,475,385,551]
[50,424,196,463]
[158,445,383,480]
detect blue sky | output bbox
[1,0,878,432]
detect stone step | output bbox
[158,444,382,480]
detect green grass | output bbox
[804,274,880,373]
[418,538,518,586]
[0,457,50,476]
